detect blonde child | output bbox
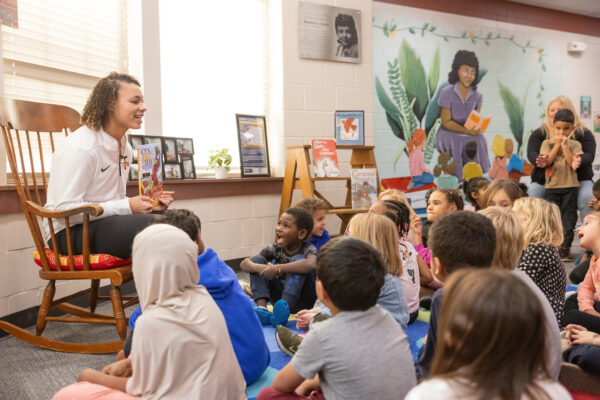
[481,178,526,209]
[53,224,245,400]
[370,199,432,322]
[478,206,561,379]
[407,129,434,190]
[294,198,330,251]
[407,270,571,399]
[513,197,566,326]
[489,134,509,179]
[260,237,416,400]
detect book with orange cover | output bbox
[138,143,163,207]
[464,110,491,132]
[312,139,340,177]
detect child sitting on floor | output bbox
[294,198,330,251]
[125,209,269,385]
[259,237,416,400]
[478,206,561,379]
[415,211,496,379]
[241,207,317,326]
[407,270,571,399]
[462,176,490,211]
[513,197,566,327]
[53,224,246,400]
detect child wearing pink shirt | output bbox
[407,129,434,190]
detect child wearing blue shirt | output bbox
[294,198,331,251]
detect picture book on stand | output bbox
[350,168,378,209]
[138,142,163,206]
[311,139,340,177]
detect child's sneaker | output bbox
[254,306,273,326]
[271,299,290,327]
[242,282,253,297]
[275,325,303,357]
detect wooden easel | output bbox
[279,145,378,235]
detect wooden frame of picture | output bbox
[181,156,196,179]
[175,137,194,156]
[163,163,182,180]
[236,114,271,177]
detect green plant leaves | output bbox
[498,81,524,147]
[398,39,429,122]
[428,46,440,97]
[208,148,232,170]
[476,68,487,86]
[423,82,449,134]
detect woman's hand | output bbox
[102,359,132,377]
[572,154,581,170]
[535,154,548,168]
[468,128,481,135]
[129,196,153,214]
[153,191,175,211]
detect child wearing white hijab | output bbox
[53,224,246,400]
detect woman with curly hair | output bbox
[44,72,174,259]
[436,50,489,179]
[334,13,358,58]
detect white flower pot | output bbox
[215,166,228,179]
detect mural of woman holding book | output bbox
[436,50,489,179]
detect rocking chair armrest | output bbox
[25,201,104,219]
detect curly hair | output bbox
[81,72,141,131]
[448,50,480,90]
[334,13,358,47]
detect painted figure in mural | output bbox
[462,141,483,181]
[527,95,596,220]
[335,14,358,58]
[505,138,532,180]
[436,50,489,179]
[407,129,434,190]
[489,135,509,180]
[433,152,459,189]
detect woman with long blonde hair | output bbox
[526,95,595,219]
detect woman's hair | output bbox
[334,13,358,47]
[462,177,489,208]
[81,72,141,131]
[448,50,480,90]
[477,207,524,270]
[428,188,464,211]
[348,212,402,277]
[379,199,411,237]
[513,197,563,248]
[540,95,586,139]
[431,269,551,400]
[490,135,506,157]
[481,179,526,209]
[407,129,426,155]
[378,189,416,218]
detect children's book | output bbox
[311,139,340,177]
[138,143,163,207]
[464,110,492,132]
[350,168,378,209]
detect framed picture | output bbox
[162,137,178,163]
[176,138,194,155]
[129,135,144,162]
[129,163,138,181]
[181,156,196,179]
[236,114,271,177]
[163,163,182,180]
[143,135,162,146]
[335,110,364,145]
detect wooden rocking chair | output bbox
[0,98,137,353]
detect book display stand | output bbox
[279,145,379,235]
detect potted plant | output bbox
[208,148,232,179]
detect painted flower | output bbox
[389,29,395,37]
[468,30,475,38]
[536,47,541,54]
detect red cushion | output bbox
[569,390,600,400]
[380,176,437,193]
[33,248,131,271]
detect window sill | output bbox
[0,177,283,215]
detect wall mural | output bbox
[373,6,562,193]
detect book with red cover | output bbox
[312,139,340,177]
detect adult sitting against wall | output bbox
[527,95,596,221]
[44,72,174,259]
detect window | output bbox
[158,0,267,171]
[2,0,129,174]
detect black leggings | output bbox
[563,293,600,333]
[51,214,155,259]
